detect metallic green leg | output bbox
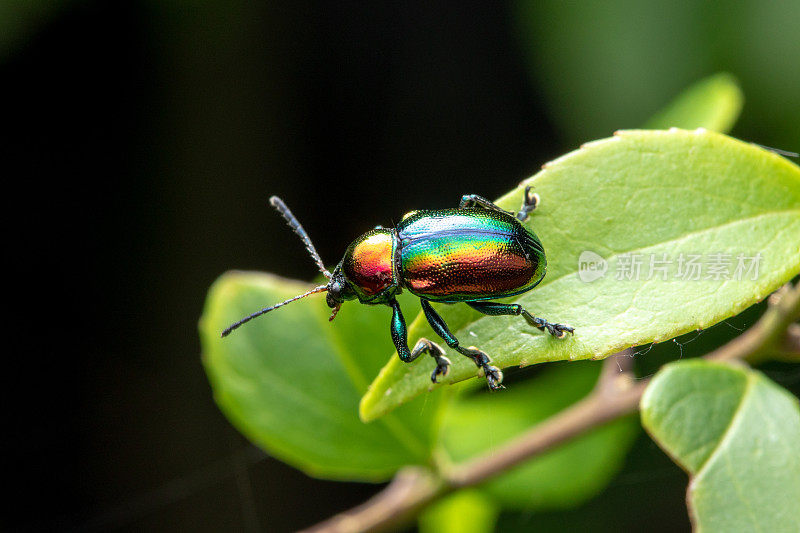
[420,299,503,390]
[466,301,574,338]
[458,186,539,223]
[515,185,539,223]
[459,194,514,216]
[389,299,450,383]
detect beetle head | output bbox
[325,265,357,320]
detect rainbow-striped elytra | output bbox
[398,208,545,302]
[222,188,574,391]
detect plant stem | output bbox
[447,351,642,488]
[707,282,800,364]
[302,282,800,533]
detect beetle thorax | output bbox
[341,228,400,303]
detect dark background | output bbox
[3,2,798,531]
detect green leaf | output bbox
[361,129,800,421]
[645,73,743,132]
[200,273,443,481]
[440,362,638,509]
[419,490,498,533]
[641,360,800,531]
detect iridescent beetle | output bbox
[222,189,574,390]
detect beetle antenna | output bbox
[221,284,328,337]
[270,196,332,279]
[751,142,799,158]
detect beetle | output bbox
[222,188,574,390]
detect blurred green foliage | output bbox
[201,273,441,480]
[512,0,800,149]
[419,490,499,533]
[439,363,637,509]
[644,73,743,132]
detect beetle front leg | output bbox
[458,188,539,223]
[389,299,451,383]
[458,194,514,217]
[419,299,504,390]
[466,301,574,338]
[515,185,540,223]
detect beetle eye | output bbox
[326,281,342,308]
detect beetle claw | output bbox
[430,356,451,384]
[550,323,575,338]
[516,185,540,222]
[484,365,504,390]
[527,314,574,338]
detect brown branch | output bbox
[780,324,800,356]
[447,350,643,489]
[303,282,800,533]
[301,468,445,533]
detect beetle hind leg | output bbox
[411,338,451,383]
[523,312,574,338]
[420,299,504,390]
[467,301,574,338]
[516,185,540,223]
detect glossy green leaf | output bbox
[361,129,800,420]
[645,73,743,132]
[419,490,498,533]
[440,363,638,509]
[200,273,443,480]
[641,360,800,531]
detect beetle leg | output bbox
[389,299,451,383]
[458,189,540,223]
[515,185,540,223]
[467,301,574,338]
[458,194,515,217]
[420,299,504,390]
[411,338,451,383]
